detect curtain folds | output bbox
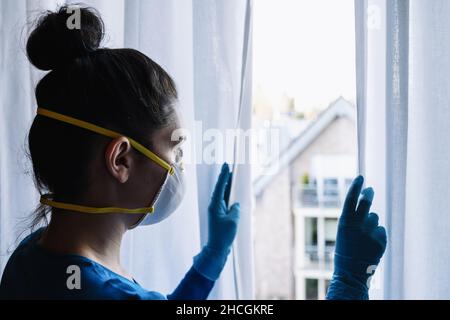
[356,0,450,299]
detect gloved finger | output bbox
[341,175,364,221]
[224,172,233,207]
[371,226,388,247]
[228,202,240,220]
[211,163,230,204]
[355,187,374,221]
[365,212,379,230]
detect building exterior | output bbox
[253,97,356,300]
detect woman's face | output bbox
[116,111,186,228]
[150,112,185,168]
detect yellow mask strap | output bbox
[36,108,174,175]
[40,194,154,214]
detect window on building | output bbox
[325,218,338,261]
[305,217,318,263]
[305,278,319,300]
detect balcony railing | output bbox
[299,186,319,207]
[303,244,335,270]
[305,245,335,262]
[296,184,342,208]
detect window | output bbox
[324,218,338,247]
[252,0,356,300]
[325,218,338,261]
[305,217,318,263]
[305,279,319,300]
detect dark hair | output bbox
[26,5,178,227]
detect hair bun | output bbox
[26,5,104,71]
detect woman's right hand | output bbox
[192,163,240,281]
[206,163,240,255]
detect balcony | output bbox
[299,185,319,207]
[296,184,342,208]
[302,244,335,271]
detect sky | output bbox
[253,0,356,111]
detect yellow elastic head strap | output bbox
[36,108,174,175]
[35,108,174,215]
[40,194,154,214]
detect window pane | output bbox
[305,278,319,300]
[305,217,318,263]
[325,218,338,245]
[325,218,338,262]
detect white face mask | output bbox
[133,162,186,227]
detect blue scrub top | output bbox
[0,228,214,300]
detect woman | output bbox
[0,6,386,300]
[0,6,238,300]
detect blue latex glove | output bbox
[326,175,387,300]
[193,163,240,281]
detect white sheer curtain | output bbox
[193,0,254,299]
[356,0,450,299]
[0,0,254,299]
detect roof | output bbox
[253,97,356,196]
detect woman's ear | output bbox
[104,137,133,183]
